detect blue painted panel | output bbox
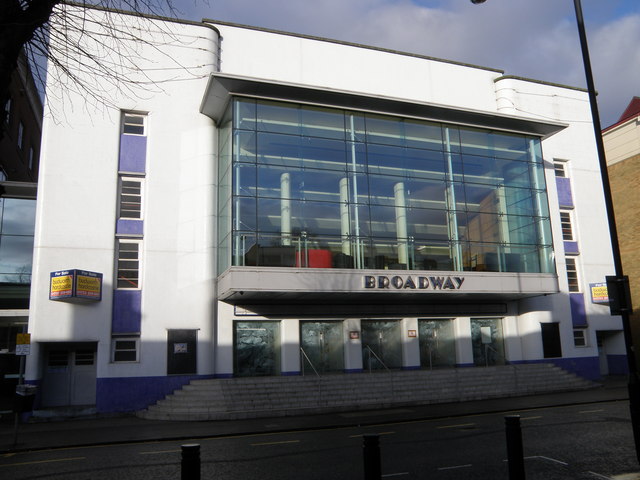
[96,375,213,412]
[564,241,579,254]
[401,365,421,371]
[119,135,147,173]
[556,177,573,208]
[112,289,142,334]
[456,363,475,368]
[116,219,143,235]
[281,371,300,376]
[607,355,629,375]
[570,293,588,327]
[344,368,364,373]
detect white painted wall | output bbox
[27,5,220,381]
[211,23,502,113]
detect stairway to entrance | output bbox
[137,363,597,421]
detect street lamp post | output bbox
[472,0,640,464]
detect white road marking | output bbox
[139,449,181,455]
[0,457,85,467]
[437,464,472,470]
[587,471,613,479]
[523,455,569,465]
[251,439,301,446]
[436,423,475,429]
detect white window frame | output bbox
[573,329,588,347]
[553,160,568,178]
[116,238,142,290]
[118,176,144,220]
[111,337,140,362]
[121,112,146,136]
[565,256,580,293]
[560,210,575,241]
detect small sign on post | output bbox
[15,333,30,356]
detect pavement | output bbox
[0,376,631,454]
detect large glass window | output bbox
[0,198,36,284]
[218,98,555,274]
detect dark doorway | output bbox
[541,322,562,358]
[167,330,197,375]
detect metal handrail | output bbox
[364,345,390,373]
[300,348,320,377]
[484,344,506,367]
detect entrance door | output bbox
[597,331,609,375]
[235,321,281,376]
[41,346,97,407]
[361,320,401,370]
[300,321,344,374]
[471,318,505,367]
[167,330,197,375]
[418,319,456,368]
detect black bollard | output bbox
[362,434,381,480]
[505,415,525,480]
[181,444,201,480]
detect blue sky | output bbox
[178,0,640,127]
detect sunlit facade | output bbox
[25,5,626,415]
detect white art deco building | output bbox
[24,4,626,413]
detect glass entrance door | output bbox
[234,321,281,376]
[418,319,456,368]
[300,321,344,374]
[471,318,505,366]
[361,320,402,371]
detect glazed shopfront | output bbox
[211,84,561,377]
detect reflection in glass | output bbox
[470,318,505,366]
[220,98,555,274]
[235,321,281,376]
[361,320,402,370]
[300,321,344,374]
[0,198,36,284]
[418,319,456,368]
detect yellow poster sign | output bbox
[50,274,73,298]
[76,274,101,298]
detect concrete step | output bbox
[137,364,598,421]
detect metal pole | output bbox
[181,444,201,480]
[505,415,525,480]
[572,0,640,464]
[362,434,381,480]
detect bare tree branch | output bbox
[1,0,211,140]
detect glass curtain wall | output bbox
[218,98,554,274]
[0,197,36,284]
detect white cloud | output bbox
[185,0,639,125]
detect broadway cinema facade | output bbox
[26,5,627,413]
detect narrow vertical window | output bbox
[28,147,34,171]
[116,239,141,289]
[565,257,580,292]
[3,98,11,124]
[118,177,143,219]
[560,211,574,241]
[122,113,146,136]
[17,121,24,151]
